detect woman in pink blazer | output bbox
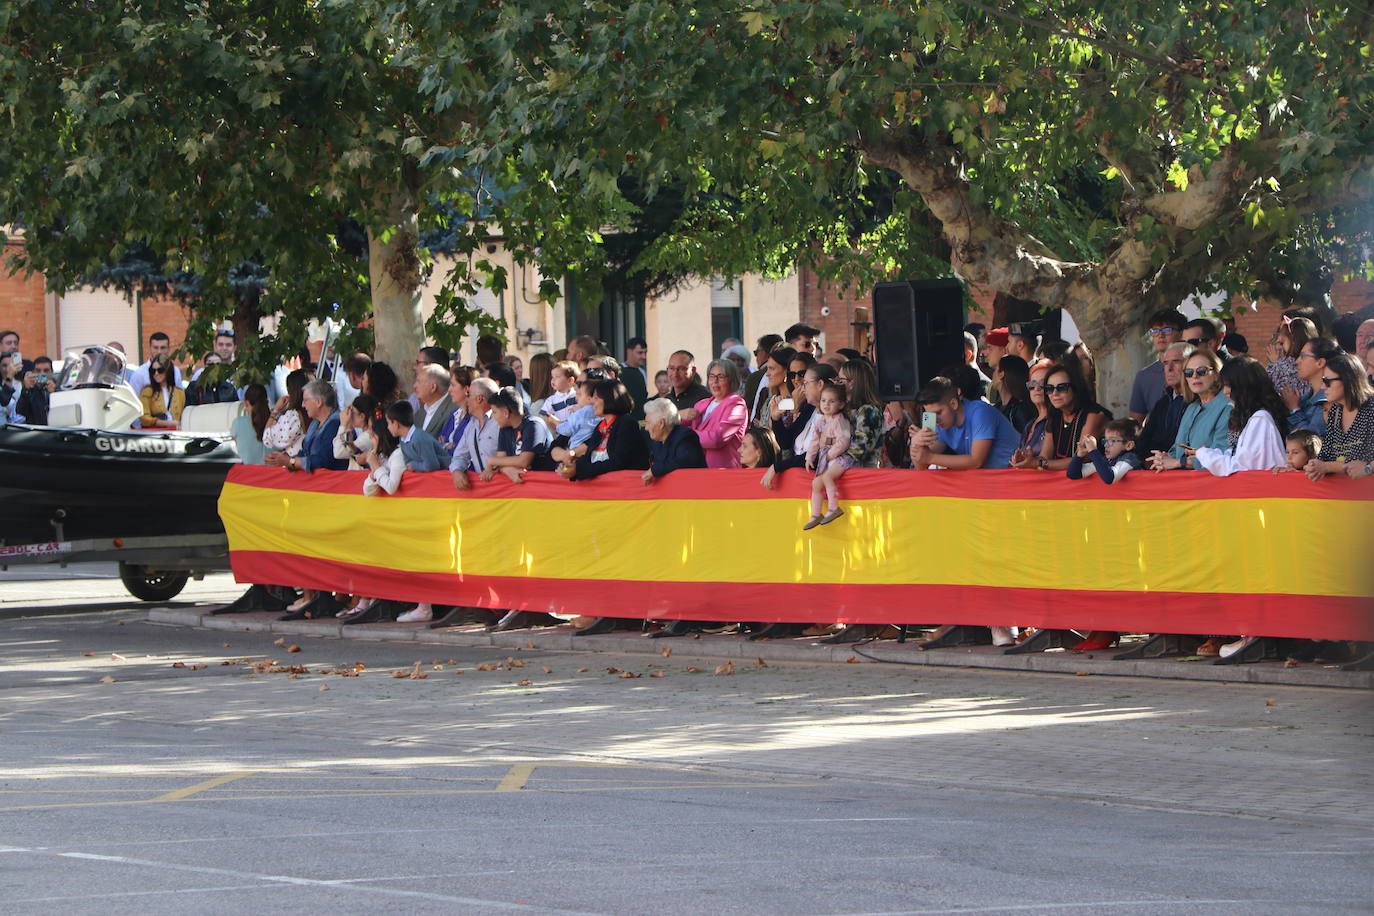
[681,359,748,468]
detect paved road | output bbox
[0,575,1371,913]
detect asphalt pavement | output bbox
[1,569,1371,914]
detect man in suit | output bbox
[412,361,454,439]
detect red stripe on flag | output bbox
[231,550,1374,642]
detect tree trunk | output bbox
[1069,294,1153,419]
[368,188,426,391]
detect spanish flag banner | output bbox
[219,466,1374,640]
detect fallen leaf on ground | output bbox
[649,671,666,678]
[171,662,186,669]
[755,658,769,667]
[274,638,286,646]
[660,646,672,658]
[685,666,702,673]
[319,684,330,691]
[223,642,231,647]
[604,667,622,674]
[618,671,641,679]
[432,664,444,671]
[523,641,535,649]
[353,662,366,672]
[1075,671,1091,677]
[448,659,457,665]
[577,667,589,673]
[507,657,525,668]
[391,670,409,678]
[715,661,735,676]
[517,679,533,686]
[82,651,95,657]
[286,644,301,654]
[1283,658,1298,668]
[476,663,498,672]
[99,675,116,683]
[189,664,207,671]
[409,661,428,679]
[453,669,465,675]
[542,666,553,674]
[1265,699,1276,706]
[845,657,858,664]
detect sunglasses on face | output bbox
[1182,336,1205,344]
[1044,382,1073,394]
[787,370,805,379]
[1183,367,1213,378]
[1320,376,1341,387]
[1148,327,1177,336]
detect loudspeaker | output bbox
[872,279,966,400]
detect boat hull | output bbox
[0,425,237,543]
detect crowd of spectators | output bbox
[11,311,1364,661]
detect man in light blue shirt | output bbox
[909,376,1021,470]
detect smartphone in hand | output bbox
[920,411,937,432]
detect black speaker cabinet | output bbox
[872,279,966,400]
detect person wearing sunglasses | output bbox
[1303,350,1374,481]
[1191,356,1287,477]
[137,356,186,429]
[1031,361,1108,472]
[750,346,796,428]
[1129,309,1187,423]
[1286,336,1339,433]
[1010,360,1053,467]
[1148,349,1231,471]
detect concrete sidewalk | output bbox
[149,606,1374,690]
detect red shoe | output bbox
[1074,630,1118,651]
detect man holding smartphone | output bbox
[908,375,1020,470]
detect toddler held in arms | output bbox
[1067,418,1142,485]
[803,383,854,529]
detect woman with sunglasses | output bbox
[1304,350,1374,481]
[138,356,186,429]
[1010,360,1053,467]
[1148,349,1231,471]
[769,352,817,461]
[1192,356,1287,476]
[1033,361,1108,472]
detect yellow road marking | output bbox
[151,770,258,802]
[0,780,820,812]
[494,762,537,792]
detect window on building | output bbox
[710,278,742,357]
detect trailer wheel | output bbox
[119,563,190,602]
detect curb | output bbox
[148,607,1374,690]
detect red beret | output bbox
[985,328,1010,346]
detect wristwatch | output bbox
[1037,457,1048,471]
[1363,461,1373,476]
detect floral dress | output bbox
[1266,355,1302,398]
[845,403,884,468]
[262,409,305,456]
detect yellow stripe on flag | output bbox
[219,482,1371,598]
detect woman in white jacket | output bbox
[1194,356,1287,477]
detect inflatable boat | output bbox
[0,346,238,544]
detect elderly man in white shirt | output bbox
[449,377,501,490]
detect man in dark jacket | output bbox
[642,397,707,484]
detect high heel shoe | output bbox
[1074,630,1119,651]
